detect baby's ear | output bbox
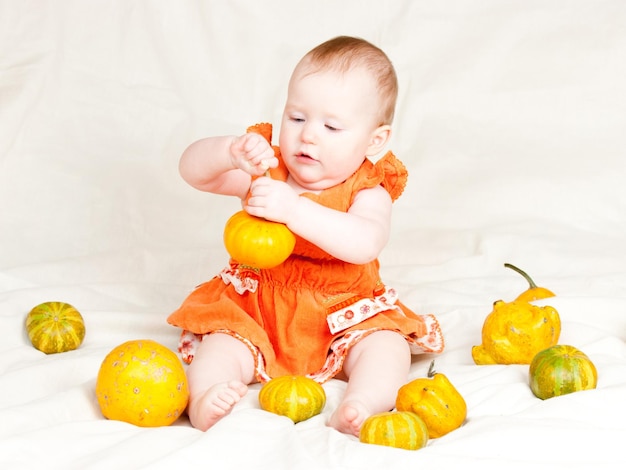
[366,125,392,156]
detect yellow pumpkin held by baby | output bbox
[224,210,296,269]
[396,360,467,438]
[223,122,296,270]
[472,300,561,365]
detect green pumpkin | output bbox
[26,301,85,354]
[360,411,429,450]
[529,344,598,399]
[258,375,326,423]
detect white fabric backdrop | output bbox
[1,1,625,469]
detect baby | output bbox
[168,36,444,437]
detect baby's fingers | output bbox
[241,133,269,156]
[232,134,276,172]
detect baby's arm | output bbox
[290,186,393,264]
[247,179,392,264]
[178,133,278,199]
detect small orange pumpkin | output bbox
[360,411,429,450]
[258,375,326,423]
[224,210,295,269]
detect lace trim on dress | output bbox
[219,265,259,294]
[326,286,402,334]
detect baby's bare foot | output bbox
[327,399,371,437]
[188,380,248,431]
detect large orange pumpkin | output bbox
[224,210,295,269]
[25,301,85,354]
[95,339,189,427]
[360,411,429,450]
[258,375,326,423]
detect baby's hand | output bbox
[246,177,299,225]
[230,133,278,176]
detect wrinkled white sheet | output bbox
[1,1,625,469]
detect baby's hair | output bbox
[300,36,398,125]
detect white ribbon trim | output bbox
[326,286,401,334]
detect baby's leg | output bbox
[328,330,411,437]
[186,332,255,431]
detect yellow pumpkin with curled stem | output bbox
[396,360,467,438]
[472,300,561,365]
[504,263,555,302]
[224,210,296,269]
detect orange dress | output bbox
[167,124,444,383]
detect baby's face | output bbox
[278,64,384,192]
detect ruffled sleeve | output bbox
[371,151,408,202]
[352,151,408,202]
[298,151,409,215]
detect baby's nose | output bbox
[301,123,316,143]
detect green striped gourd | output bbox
[26,301,85,354]
[529,344,598,399]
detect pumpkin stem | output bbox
[504,263,538,289]
[427,360,436,378]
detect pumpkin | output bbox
[258,375,326,423]
[360,411,429,450]
[223,122,295,269]
[472,300,561,365]
[529,344,598,400]
[396,360,467,438]
[504,263,555,302]
[224,210,296,269]
[95,339,189,427]
[25,301,85,354]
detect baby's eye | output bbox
[325,124,340,131]
[290,116,304,123]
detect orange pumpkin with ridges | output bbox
[224,210,295,269]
